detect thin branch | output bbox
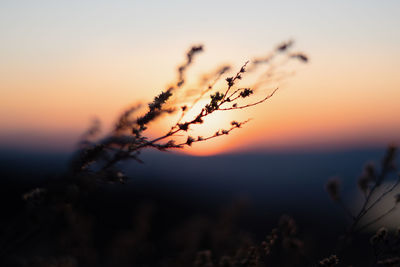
[176,120,251,147]
[172,65,229,129]
[356,205,397,233]
[219,88,279,111]
[222,61,249,100]
[363,178,400,217]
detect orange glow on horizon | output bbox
[2,1,400,155]
[1,37,400,155]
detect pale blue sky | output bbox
[1,0,399,60]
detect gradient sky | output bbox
[1,0,400,155]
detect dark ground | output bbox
[0,147,395,266]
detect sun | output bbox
[149,98,238,156]
[181,99,238,155]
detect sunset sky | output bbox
[1,1,400,156]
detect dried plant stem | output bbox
[70,42,307,178]
[349,177,399,235]
[362,178,400,216]
[219,88,279,111]
[356,205,397,233]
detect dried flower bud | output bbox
[165,140,176,148]
[226,77,234,87]
[277,40,294,52]
[239,88,253,98]
[290,53,308,63]
[186,136,195,146]
[382,144,397,172]
[326,178,341,202]
[358,176,370,195]
[194,114,203,124]
[231,121,240,127]
[178,123,189,131]
[364,162,376,178]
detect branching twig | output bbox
[219,88,279,111]
[357,205,397,233]
[70,42,307,177]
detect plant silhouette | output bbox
[69,41,307,183]
[5,42,399,267]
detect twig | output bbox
[219,88,279,111]
[356,205,397,233]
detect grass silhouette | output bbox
[69,40,307,179]
[1,42,399,267]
